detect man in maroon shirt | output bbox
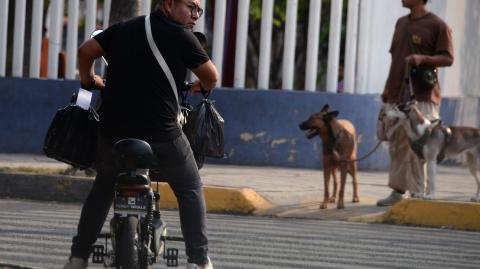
[377,0,454,206]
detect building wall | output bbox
[1,77,479,170]
[358,0,480,98]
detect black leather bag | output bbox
[43,93,99,169]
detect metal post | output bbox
[0,0,9,76]
[233,0,250,88]
[141,0,151,15]
[100,0,112,77]
[257,0,274,89]
[103,0,112,28]
[326,0,343,93]
[47,0,62,79]
[84,0,97,41]
[190,0,207,81]
[344,0,359,93]
[355,0,372,94]
[65,0,80,80]
[29,0,44,78]
[305,0,322,92]
[282,0,298,90]
[12,0,27,77]
[193,0,206,33]
[212,0,226,87]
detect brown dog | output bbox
[299,104,360,209]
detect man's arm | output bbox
[190,60,218,93]
[406,53,453,68]
[78,39,106,90]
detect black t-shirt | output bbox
[94,11,209,142]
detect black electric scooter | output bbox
[91,139,183,268]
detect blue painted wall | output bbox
[0,78,82,153]
[0,77,477,170]
[204,89,389,170]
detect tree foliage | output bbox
[246,0,348,90]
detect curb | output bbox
[350,199,480,231]
[0,172,272,214]
[151,183,272,214]
[0,264,44,269]
[381,199,480,231]
[0,172,92,203]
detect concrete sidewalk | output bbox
[1,154,479,231]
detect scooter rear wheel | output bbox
[119,216,140,268]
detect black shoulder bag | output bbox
[43,90,99,169]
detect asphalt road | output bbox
[1,199,479,269]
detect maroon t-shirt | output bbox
[382,12,454,105]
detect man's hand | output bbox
[406,53,454,68]
[190,80,209,93]
[92,75,105,90]
[405,54,425,67]
[81,74,105,91]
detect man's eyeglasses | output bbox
[184,1,204,17]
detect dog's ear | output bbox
[322,111,339,121]
[320,104,330,112]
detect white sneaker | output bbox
[186,257,213,269]
[63,257,88,269]
[376,190,403,206]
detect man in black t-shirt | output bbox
[63,0,218,268]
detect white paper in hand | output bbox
[76,88,93,110]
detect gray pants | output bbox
[70,132,208,265]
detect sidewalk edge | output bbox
[0,263,45,269]
[0,172,273,214]
[350,199,480,231]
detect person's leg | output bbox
[388,126,422,193]
[69,135,117,260]
[405,102,439,195]
[151,134,208,266]
[171,168,208,265]
[377,103,423,206]
[382,101,439,200]
[377,127,410,206]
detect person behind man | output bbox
[63,0,218,268]
[377,0,454,206]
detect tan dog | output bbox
[299,104,360,209]
[385,101,480,201]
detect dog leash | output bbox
[339,140,383,163]
[405,60,415,100]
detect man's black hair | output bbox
[423,0,428,4]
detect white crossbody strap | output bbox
[144,15,180,108]
[145,15,187,126]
